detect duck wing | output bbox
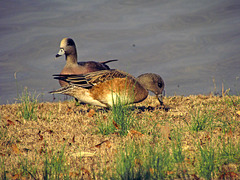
[53,69,131,89]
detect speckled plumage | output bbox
[50,69,165,107]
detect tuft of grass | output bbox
[145,144,174,179]
[190,108,214,132]
[114,141,138,179]
[110,80,136,136]
[0,120,18,158]
[95,113,116,135]
[197,143,215,180]
[18,158,38,179]
[110,140,175,179]
[96,88,135,136]
[111,99,134,136]
[216,117,233,135]
[219,137,240,165]
[43,145,70,180]
[0,158,7,180]
[170,128,190,179]
[0,145,70,180]
[171,129,185,164]
[96,102,134,136]
[18,87,39,121]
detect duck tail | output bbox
[99,59,118,64]
[49,86,71,94]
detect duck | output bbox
[55,37,118,86]
[49,69,165,107]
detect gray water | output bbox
[1,0,240,104]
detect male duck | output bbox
[56,38,118,86]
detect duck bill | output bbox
[55,48,65,58]
[156,94,163,105]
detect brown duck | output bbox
[49,69,165,107]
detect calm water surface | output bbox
[0,0,240,104]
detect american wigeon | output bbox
[56,38,118,86]
[49,69,165,107]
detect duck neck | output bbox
[65,51,78,65]
[133,77,149,103]
[136,77,147,90]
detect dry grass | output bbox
[0,94,240,179]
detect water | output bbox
[1,0,240,104]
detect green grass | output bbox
[96,113,116,135]
[110,82,136,136]
[43,145,70,180]
[96,91,135,136]
[219,137,240,165]
[197,143,215,180]
[0,158,7,180]
[109,129,189,179]
[111,101,134,136]
[109,139,177,179]
[171,129,185,164]
[114,141,139,179]
[18,87,39,121]
[96,93,240,179]
[18,158,38,179]
[96,103,135,136]
[0,145,70,180]
[190,108,214,132]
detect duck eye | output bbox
[158,83,163,88]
